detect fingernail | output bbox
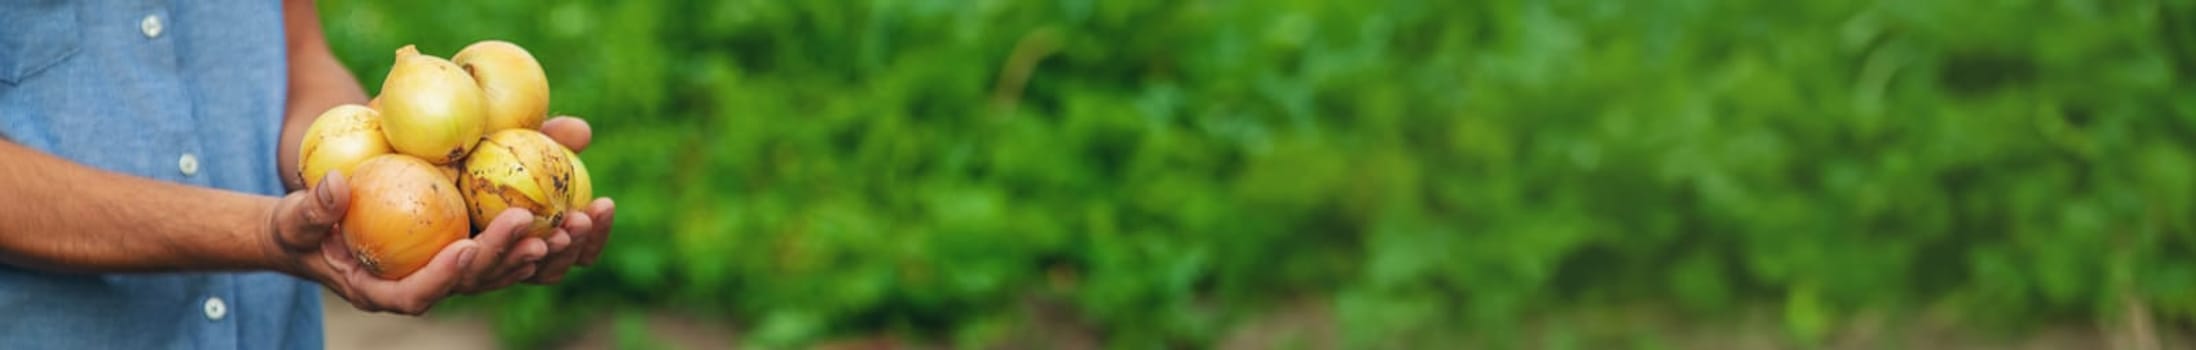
[315,183,335,206]
[458,246,479,269]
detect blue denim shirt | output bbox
[0,1,322,348]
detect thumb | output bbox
[276,171,351,251]
[540,116,592,152]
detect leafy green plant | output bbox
[321,0,2196,347]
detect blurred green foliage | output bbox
[320,0,2196,347]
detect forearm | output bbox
[0,141,289,274]
[277,0,369,191]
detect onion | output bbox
[453,40,551,132]
[298,104,392,189]
[343,154,471,279]
[460,129,573,237]
[378,45,487,164]
[566,147,593,208]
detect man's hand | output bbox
[530,116,617,284]
[267,172,550,315]
[260,116,614,314]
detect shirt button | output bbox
[203,297,227,321]
[177,153,199,176]
[140,14,163,38]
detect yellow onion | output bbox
[452,40,550,131]
[437,162,462,183]
[343,154,471,279]
[378,45,486,164]
[566,147,593,208]
[460,129,572,237]
[297,104,392,189]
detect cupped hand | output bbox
[267,171,548,315]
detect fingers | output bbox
[544,229,574,255]
[275,171,351,252]
[455,209,532,292]
[442,197,614,293]
[528,224,584,284]
[562,208,597,241]
[540,117,592,153]
[353,240,480,315]
[577,198,615,266]
[483,264,538,291]
[500,237,550,277]
[471,238,546,292]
